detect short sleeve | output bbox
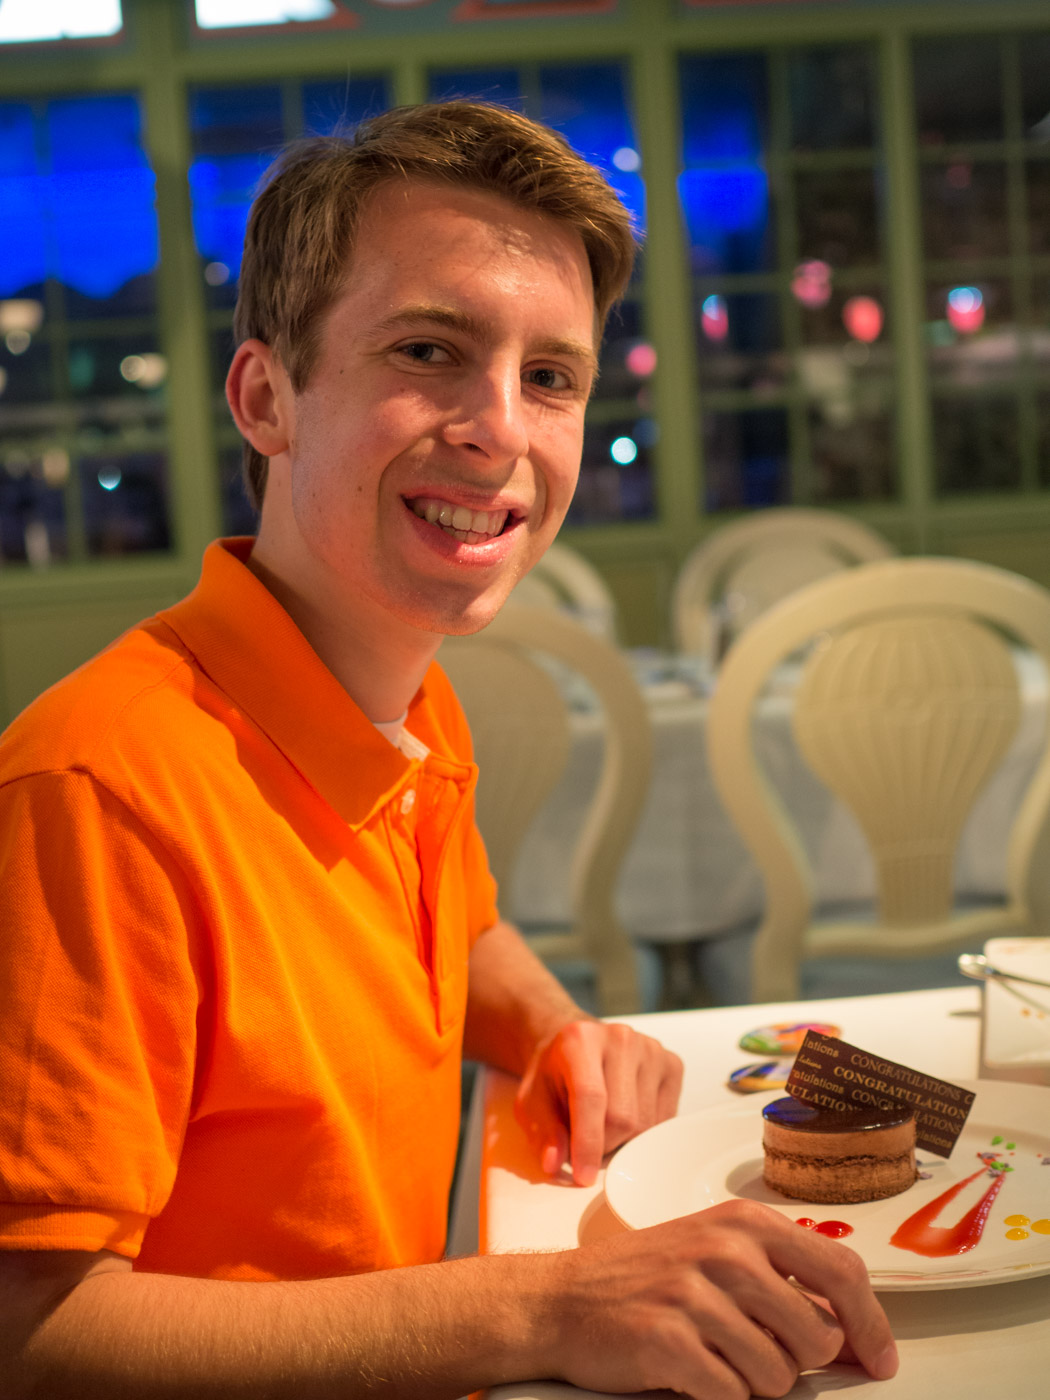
[0,771,202,1256]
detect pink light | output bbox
[791,259,833,309]
[842,295,883,344]
[700,294,729,342]
[625,342,658,377]
[946,285,985,335]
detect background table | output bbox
[453,987,1050,1399]
[506,651,1050,1002]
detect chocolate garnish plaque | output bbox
[785,1031,975,1157]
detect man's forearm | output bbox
[12,1250,556,1400]
[462,918,592,1075]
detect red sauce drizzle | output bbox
[890,1160,1008,1258]
[795,1217,854,1238]
[814,1220,854,1238]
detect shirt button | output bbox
[400,788,416,814]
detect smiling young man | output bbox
[0,103,898,1397]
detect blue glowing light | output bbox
[947,286,983,314]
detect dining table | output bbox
[450,985,1050,1399]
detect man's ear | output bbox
[225,340,293,458]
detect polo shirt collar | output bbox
[158,538,457,829]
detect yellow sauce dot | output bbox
[1005,1228,1030,1241]
[1031,1219,1050,1235]
[1004,1214,1030,1227]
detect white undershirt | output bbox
[372,712,429,760]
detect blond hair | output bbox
[232,100,638,508]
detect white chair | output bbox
[509,541,619,642]
[673,508,895,665]
[439,604,651,1014]
[706,557,1050,1003]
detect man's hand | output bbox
[539,1198,899,1398]
[514,1017,683,1185]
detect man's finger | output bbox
[655,1050,684,1122]
[565,1074,608,1187]
[766,1227,898,1381]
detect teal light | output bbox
[610,436,638,466]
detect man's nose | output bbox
[443,367,530,463]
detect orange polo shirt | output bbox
[0,538,498,1281]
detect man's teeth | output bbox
[411,499,508,542]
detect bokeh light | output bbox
[700,293,729,342]
[842,295,883,344]
[791,259,833,309]
[610,436,638,465]
[625,342,657,377]
[946,285,985,335]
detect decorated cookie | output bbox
[738,1021,841,1057]
[727,1060,792,1093]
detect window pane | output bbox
[0,91,170,565]
[694,291,785,392]
[913,36,1004,146]
[219,444,256,536]
[1019,32,1050,140]
[188,78,390,307]
[0,330,52,404]
[538,64,645,235]
[795,168,881,267]
[926,278,1018,389]
[920,161,1009,261]
[798,283,888,348]
[0,459,68,564]
[1038,390,1050,489]
[196,0,335,26]
[679,53,773,276]
[0,94,158,315]
[0,0,121,43]
[594,298,653,404]
[569,418,654,525]
[302,78,388,136]
[80,451,171,555]
[702,407,790,512]
[1027,159,1050,255]
[811,408,895,503]
[933,394,1021,493]
[788,45,876,153]
[428,69,521,104]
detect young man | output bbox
[0,103,898,1397]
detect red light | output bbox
[842,295,883,344]
[791,259,833,309]
[625,342,657,376]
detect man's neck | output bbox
[245,543,440,724]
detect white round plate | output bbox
[605,1080,1050,1290]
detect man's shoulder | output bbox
[0,617,201,789]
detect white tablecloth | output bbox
[507,651,1049,945]
[456,987,1050,1399]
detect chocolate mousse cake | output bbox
[762,1096,918,1204]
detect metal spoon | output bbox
[958,952,1050,992]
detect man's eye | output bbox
[399,342,451,364]
[527,367,572,391]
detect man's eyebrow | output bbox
[373,304,599,375]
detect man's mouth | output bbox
[408,496,511,544]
